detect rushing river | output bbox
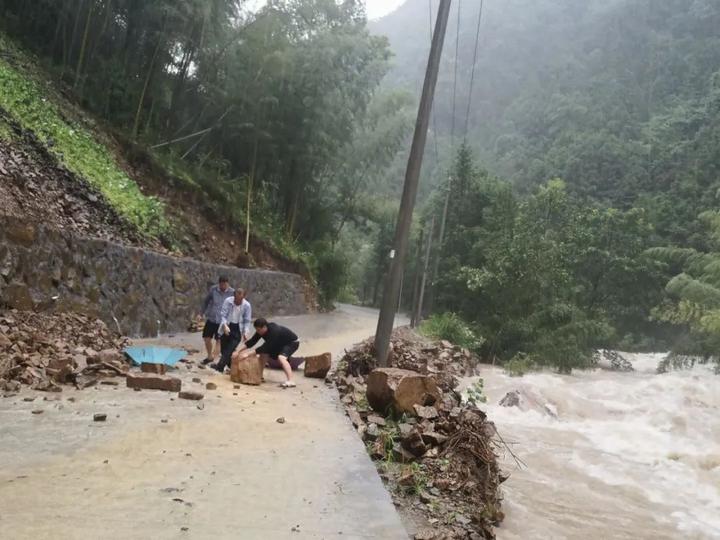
[467,354,720,540]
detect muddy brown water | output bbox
[469,354,720,540]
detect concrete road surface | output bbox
[0,305,409,539]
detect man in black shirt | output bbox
[232,318,300,388]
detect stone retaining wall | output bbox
[0,216,309,336]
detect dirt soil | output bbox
[0,112,147,248]
[334,328,506,540]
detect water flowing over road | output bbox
[471,354,720,540]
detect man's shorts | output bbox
[257,341,300,360]
[202,320,221,339]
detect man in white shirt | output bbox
[211,289,252,373]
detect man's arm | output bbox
[219,298,231,334]
[200,289,213,316]
[242,302,252,338]
[244,332,261,349]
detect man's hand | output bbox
[222,324,230,336]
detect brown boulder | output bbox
[178,391,204,401]
[303,352,332,379]
[231,354,264,386]
[126,373,181,392]
[401,429,427,457]
[366,368,441,416]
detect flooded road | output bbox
[471,354,720,540]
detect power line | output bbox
[451,0,461,149]
[463,0,484,141]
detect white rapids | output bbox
[467,353,720,540]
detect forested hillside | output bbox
[0,0,415,306]
[366,0,720,370]
[2,0,719,370]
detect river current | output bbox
[468,354,720,539]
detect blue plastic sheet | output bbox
[124,346,187,367]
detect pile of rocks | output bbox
[335,329,505,540]
[341,327,481,393]
[0,309,128,394]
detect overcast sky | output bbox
[366,0,405,19]
[249,0,405,20]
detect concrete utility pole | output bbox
[374,0,452,365]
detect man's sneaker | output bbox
[202,358,213,366]
[280,381,296,389]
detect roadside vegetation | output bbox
[0,36,170,239]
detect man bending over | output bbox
[233,318,299,388]
[211,289,252,373]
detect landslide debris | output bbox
[334,328,505,540]
[0,309,128,393]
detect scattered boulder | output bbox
[414,404,439,419]
[304,352,332,379]
[499,390,521,407]
[401,429,427,457]
[205,382,217,390]
[178,391,204,401]
[366,368,441,416]
[231,354,263,386]
[367,414,386,427]
[93,413,107,422]
[126,373,181,392]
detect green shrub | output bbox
[504,352,536,377]
[314,245,350,309]
[420,312,484,350]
